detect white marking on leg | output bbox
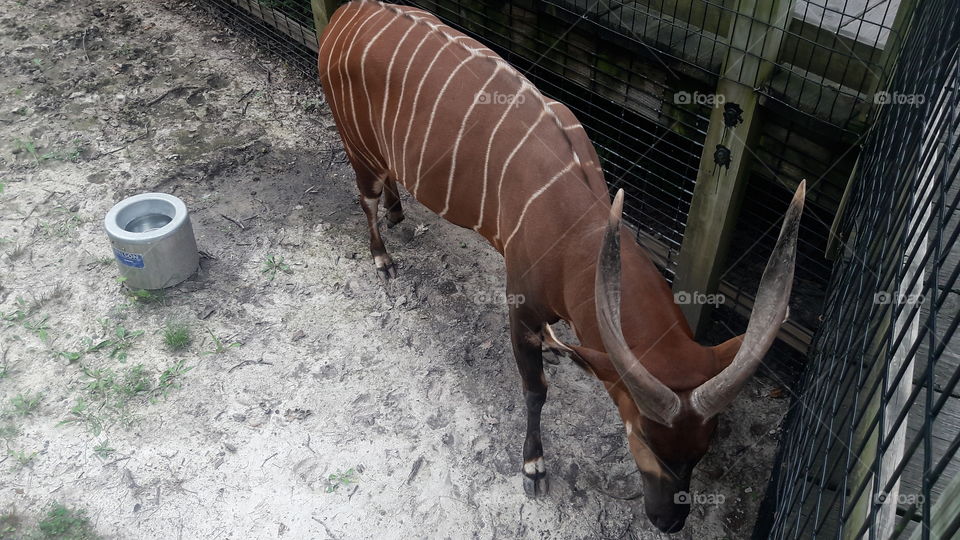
[523,456,546,475]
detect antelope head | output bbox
[592,182,805,533]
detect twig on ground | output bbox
[311,517,340,540]
[146,85,200,106]
[220,214,245,230]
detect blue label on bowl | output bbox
[113,248,144,268]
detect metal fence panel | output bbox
[760,0,960,536]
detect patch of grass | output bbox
[92,440,114,459]
[90,321,144,362]
[324,468,358,493]
[13,137,41,165]
[35,503,99,540]
[162,323,191,351]
[59,365,149,435]
[59,399,103,436]
[21,314,50,342]
[2,297,51,342]
[10,392,42,416]
[202,330,241,355]
[8,448,37,469]
[157,359,192,396]
[61,358,193,435]
[0,423,18,439]
[37,210,84,239]
[262,254,291,280]
[125,288,165,305]
[0,510,20,537]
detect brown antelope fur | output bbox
[318,1,804,533]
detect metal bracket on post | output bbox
[672,0,792,336]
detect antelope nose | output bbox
[648,512,687,534]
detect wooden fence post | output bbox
[311,0,339,36]
[672,0,791,335]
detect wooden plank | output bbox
[907,461,960,540]
[227,0,319,53]
[311,0,339,37]
[672,0,792,335]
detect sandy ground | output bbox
[0,0,790,538]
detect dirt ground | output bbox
[0,0,790,538]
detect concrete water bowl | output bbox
[104,193,199,290]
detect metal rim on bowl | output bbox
[104,193,189,244]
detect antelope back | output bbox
[318,1,609,253]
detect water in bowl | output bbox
[125,213,173,233]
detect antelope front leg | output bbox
[509,307,549,498]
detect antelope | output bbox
[318,1,804,533]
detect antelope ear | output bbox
[541,325,619,380]
[712,335,744,371]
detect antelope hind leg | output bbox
[382,176,405,228]
[509,306,549,498]
[350,159,398,280]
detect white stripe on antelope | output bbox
[318,2,805,533]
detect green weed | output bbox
[35,503,99,539]
[10,392,41,416]
[202,330,241,355]
[162,323,191,351]
[324,468,357,493]
[262,254,291,280]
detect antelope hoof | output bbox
[522,457,549,498]
[386,211,405,228]
[374,254,397,281]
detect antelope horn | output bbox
[690,180,806,420]
[595,189,682,427]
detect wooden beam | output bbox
[672,0,792,335]
[908,465,960,539]
[311,0,339,37]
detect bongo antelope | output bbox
[318,1,804,532]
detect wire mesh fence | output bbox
[194,0,321,77]
[758,0,960,535]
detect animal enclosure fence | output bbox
[758,0,960,537]
[192,0,959,535]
